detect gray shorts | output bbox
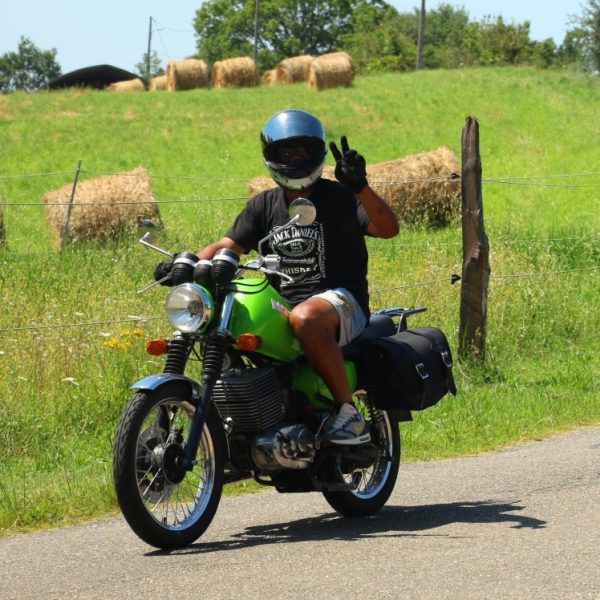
[313,287,368,347]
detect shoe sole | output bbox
[326,432,371,446]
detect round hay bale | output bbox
[306,52,354,91]
[261,69,278,86]
[149,74,168,91]
[212,57,257,89]
[247,175,277,196]
[367,147,461,227]
[166,59,209,91]
[247,167,335,197]
[43,166,161,248]
[247,147,460,227]
[275,55,314,84]
[107,78,146,92]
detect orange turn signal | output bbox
[146,339,169,356]
[236,333,262,352]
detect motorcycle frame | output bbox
[131,294,423,472]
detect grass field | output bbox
[0,67,598,535]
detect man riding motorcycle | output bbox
[157,108,399,444]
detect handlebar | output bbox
[137,231,295,293]
[239,262,294,283]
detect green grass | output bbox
[0,67,599,535]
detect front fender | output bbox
[130,373,201,398]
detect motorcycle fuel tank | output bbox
[228,278,302,361]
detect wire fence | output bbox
[0,316,161,335]
[3,167,600,182]
[3,171,600,208]
[0,264,596,337]
[2,196,249,207]
[0,165,597,338]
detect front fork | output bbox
[182,292,234,469]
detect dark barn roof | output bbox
[49,64,147,90]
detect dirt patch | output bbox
[44,110,82,120]
[0,97,12,120]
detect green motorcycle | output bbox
[113,198,454,550]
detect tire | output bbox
[113,384,225,549]
[322,402,400,517]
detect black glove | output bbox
[329,135,368,193]
[153,260,174,285]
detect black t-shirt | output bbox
[226,178,371,316]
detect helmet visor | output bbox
[264,139,325,181]
[264,139,323,165]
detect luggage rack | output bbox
[374,306,427,333]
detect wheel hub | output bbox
[159,443,187,484]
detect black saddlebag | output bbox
[367,327,457,411]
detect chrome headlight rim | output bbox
[165,283,214,333]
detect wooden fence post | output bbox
[459,116,490,360]
[0,204,6,249]
[61,159,82,250]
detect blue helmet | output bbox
[260,109,327,191]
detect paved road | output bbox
[1,426,599,600]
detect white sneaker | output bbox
[323,403,371,445]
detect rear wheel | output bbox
[322,398,400,517]
[113,385,225,549]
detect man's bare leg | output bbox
[288,297,351,404]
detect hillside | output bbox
[1,67,599,248]
[0,67,598,534]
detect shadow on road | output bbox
[147,500,546,556]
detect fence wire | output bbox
[0,265,597,337]
[0,166,598,337]
[0,196,248,207]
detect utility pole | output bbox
[416,0,425,70]
[253,0,260,80]
[146,16,153,80]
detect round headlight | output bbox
[166,283,214,333]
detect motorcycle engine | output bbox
[251,424,316,471]
[212,367,285,432]
[212,367,317,471]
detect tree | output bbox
[193,0,362,71]
[343,1,416,72]
[419,4,471,68]
[260,0,356,57]
[529,38,558,69]
[472,17,535,66]
[0,37,61,92]
[569,0,600,71]
[193,1,254,68]
[135,51,165,80]
[557,28,588,69]
[192,0,561,74]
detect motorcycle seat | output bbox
[342,314,395,357]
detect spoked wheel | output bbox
[322,397,400,517]
[113,385,225,549]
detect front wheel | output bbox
[112,384,225,549]
[322,401,400,517]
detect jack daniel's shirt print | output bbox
[270,220,325,288]
[226,179,371,316]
